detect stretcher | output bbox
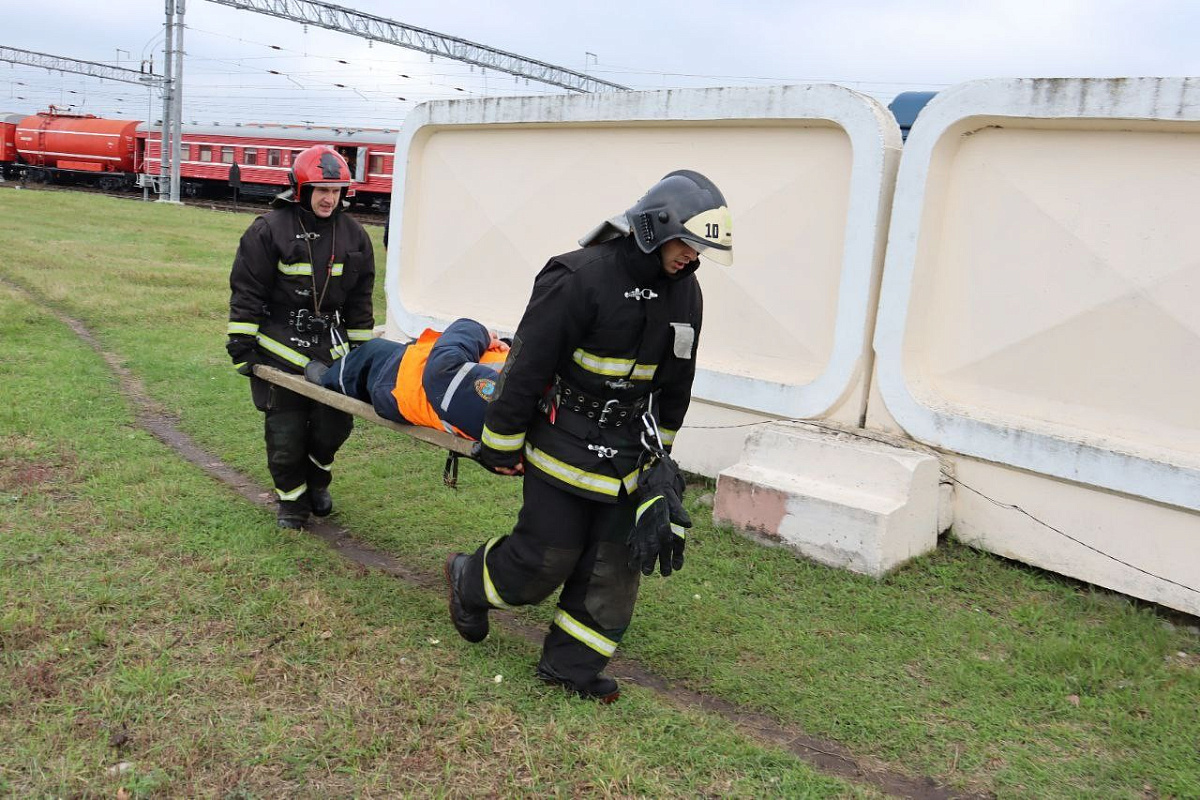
[252,365,477,475]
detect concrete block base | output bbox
[713,422,943,577]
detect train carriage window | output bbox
[368,154,384,175]
[267,149,281,166]
[220,146,235,164]
[198,145,213,163]
[244,148,258,165]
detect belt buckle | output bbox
[597,398,620,427]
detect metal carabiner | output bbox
[598,398,620,427]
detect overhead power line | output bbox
[0,45,166,87]
[203,0,629,93]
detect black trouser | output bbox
[460,470,641,685]
[250,375,354,509]
[318,337,407,423]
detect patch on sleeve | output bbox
[670,322,695,359]
[474,377,497,401]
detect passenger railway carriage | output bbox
[138,122,396,207]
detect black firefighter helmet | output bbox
[626,170,733,266]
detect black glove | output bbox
[627,454,692,576]
[227,335,259,377]
[470,441,523,475]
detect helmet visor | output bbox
[682,206,733,266]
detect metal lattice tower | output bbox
[204,0,629,93]
[0,46,166,86]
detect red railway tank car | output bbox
[1,113,23,172]
[1,113,24,181]
[138,121,396,208]
[14,109,140,187]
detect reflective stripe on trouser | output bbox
[460,470,641,686]
[260,387,354,503]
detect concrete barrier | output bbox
[383,79,1200,613]
[383,85,902,475]
[869,78,1200,613]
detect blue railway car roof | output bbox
[888,91,938,141]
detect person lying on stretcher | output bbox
[305,318,508,441]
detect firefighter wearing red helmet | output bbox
[225,145,377,529]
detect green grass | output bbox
[0,268,856,797]
[2,189,1199,798]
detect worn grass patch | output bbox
[3,189,1199,798]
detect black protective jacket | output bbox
[480,235,703,502]
[227,201,375,374]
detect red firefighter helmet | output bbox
[289,145,354,196]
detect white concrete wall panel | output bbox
[952,457,1200,617]
[385,86,901,452]
[874,78,1200,513]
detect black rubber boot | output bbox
[535,660,620,703]
[310,486,333,517]
[276,500,309,530]
[444,553,489,643]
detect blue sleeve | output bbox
[423,318,491,406]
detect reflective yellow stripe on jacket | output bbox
[257,334,348,367]
[630,363,657,381]
[482,425,525,452]
[572,348,634,377]
[524,445,622,497]
[277,261,344,277]
[257,334,309,368]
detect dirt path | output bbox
[12,279,989,800]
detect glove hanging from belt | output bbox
[626,419,691,577]
[627,452,691,576]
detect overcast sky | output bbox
[5,0,1200,127]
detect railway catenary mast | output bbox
[163,0,186,203]
[204,0,630,93]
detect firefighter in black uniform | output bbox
[226,145,376,529]
[444,170,733,702]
